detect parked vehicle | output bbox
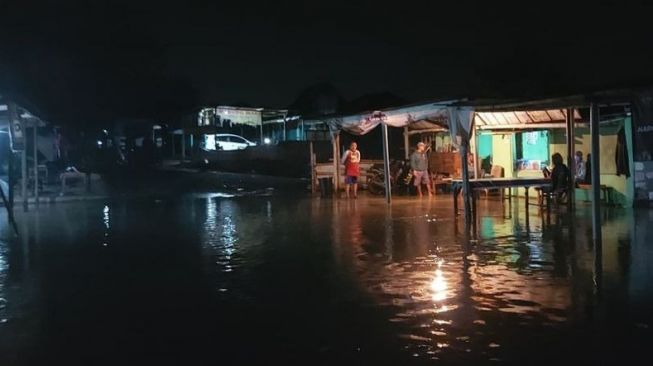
[204,134,257,151]
[366,159,412,195]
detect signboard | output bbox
[631,89,653,203]
[215,107,262,127]
[632,89,653,161]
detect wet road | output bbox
[0,193,652,365]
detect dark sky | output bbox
[2,1,653,126]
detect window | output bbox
[515,131,549,171]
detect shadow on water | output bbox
[0,194,651,365]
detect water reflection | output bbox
[102,205,110,246]
[202,197,238,274]
[320,198,651,362]
[0,196,649,365]
[430,259,447,302]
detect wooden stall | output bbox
[313,160,383,191]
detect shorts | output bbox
[345,175,358,184]
[412,170,430,186]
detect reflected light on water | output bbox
[103,205,110,229]
[430,259,447,302]
[221,215,237,256]
[202,198,239,276]
[102,205,111,246]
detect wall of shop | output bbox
[477,118,634,207]
[491,133,514,178]
[547,118,634,207]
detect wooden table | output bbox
[452,177,551,214]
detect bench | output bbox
[314,160,382,191]
[577,183,613,205]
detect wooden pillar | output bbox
[590,103,602,244]
[310,141,316,194]
[33,125,39,204]
[382,123,392,204]
[171,133,176,157]
[180,132,186,163]
[3,114,15,228]
[471,124,479,179]
[6,102,18,212]
[335,132,341,192]
[332,132,339,194]
[21,142,27,211]
[460,141,471,221]
[8,147,14,211]
[301,119,305,140]
[403,126,410,160]
[566,108,575,209]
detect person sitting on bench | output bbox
[541,153,570,205]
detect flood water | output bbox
[0,192,651,365]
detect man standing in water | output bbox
[410,142,433,197]
[341,141,361,198]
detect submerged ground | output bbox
[0,176,651,365]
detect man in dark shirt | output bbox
[410,142,433,197]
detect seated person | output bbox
[541,153,570,204]
[480,155,492,176]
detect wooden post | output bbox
[590,103,602,244]
[171,133,176,158]
[6,102,19,212]
[471,124,479,179]
[461,141,471,221]
[566,108,575,209]
[3,116,16,231]
[8,148,14,211]
[310,141,316,194]
[301,119,306,140]
[403,126,409,160]
[33,125,39,205]
[382,123,392,204]
[21,142,27,211]
[332,132,339,194]
[180,132,186,164]
[335,132,341,193]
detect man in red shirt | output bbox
[341,142,361,198]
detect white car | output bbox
[204,134,257,151]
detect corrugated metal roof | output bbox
[475,109,582,130]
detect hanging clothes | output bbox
[615,127,630,177]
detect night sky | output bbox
[2,1,653,126]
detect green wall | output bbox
[478,134,493,159]
[523,118,633,207]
